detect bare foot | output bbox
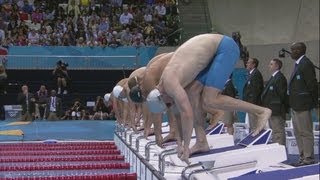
[155,134,164,148]
[179,147,191,165]
[163,133,176,144]
[132,126,138,133]
[190,142,210,155]
[252,108,272,136]
[177,144,184,158]
[205,124,217,132]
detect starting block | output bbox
[159,129,287,180]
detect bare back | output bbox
[129,67,146,79]
[162,34,223,88]
[142,52,174,96]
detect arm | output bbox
[251,71,264,103]
[303,61,318,105]
[165,80,194,162]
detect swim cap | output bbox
[146,89,167,113]
[112,85,124,99]
[129,86,143,103]
[104,93,111,102]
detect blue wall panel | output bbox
[7,46,158,69]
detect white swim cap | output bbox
[146,89,167,113]
[104,93,111,102]
[122,97,128,103]
[112,85,124,99]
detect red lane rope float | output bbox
[0,155,125,163]
[0,145,118,151]
[0,162,130,171]
[0,149,121,156]
[0,173,137,180]
[0,142,115,147]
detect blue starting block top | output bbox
[190,129,272,158]
[205,123,225,135]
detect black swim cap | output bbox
[129,86,144,103]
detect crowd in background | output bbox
[16,84,115,121]
[0,0,181,120]
[0,0,181,47]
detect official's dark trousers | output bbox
[292,110,314,163]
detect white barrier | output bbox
[114,130,165,180]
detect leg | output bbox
[202,85,271,136]
[150,112,163,147]
[142,103,153,138]
[174,112,184,158]
[128,101,137,132]
[185,81,209,155]
[222,111,236,135]
[248,113,257,133]
[269,115,286,145]
[207,109,224,130]
[61,78,67,94]
[162,108,178,143]
[292,110,314,164]
[57,78,62,94]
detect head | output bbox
[51,90,56,97]
[112,85,127,102]
[104,93,111,102]
[127,76,140,89]
[21,85,28,93]
[129,85,144,103]
[39,85,46,92]
[145,89,167,113]
[246,58,259,71]
[290,42,306,60]
[269,58,282,73]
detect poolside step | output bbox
[0,141,137,180]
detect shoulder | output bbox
[300,56,314,67]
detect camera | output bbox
[278,48,291,58]
[56,60,69,68]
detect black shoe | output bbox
[303,161,315,166]
[291,161,315,167]
[290,161,304,167]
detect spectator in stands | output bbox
[46,89,62,120]
[143,10,153,23]
[67,0,80,21]
[31,8,43,23]
[35,85,48,119]
[52,60,70,94]
[81,109,91,120]
[21,0,33,14]
[155,2,166,17]
[119,8,133,27]
[27,28,40,45]
[0,64,7,95]
[109,36,121,48]
[70,100,83,120]
[17,85,36,121]
[93,96,109,120]
[132,37,145,47]
[120,27,133,46]
[98,16,110,34]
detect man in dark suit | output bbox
[243,58,264,132]
[45,90,62,120]
[288,42,318,166]
[17,85,36,121]
[261,58,288,145]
